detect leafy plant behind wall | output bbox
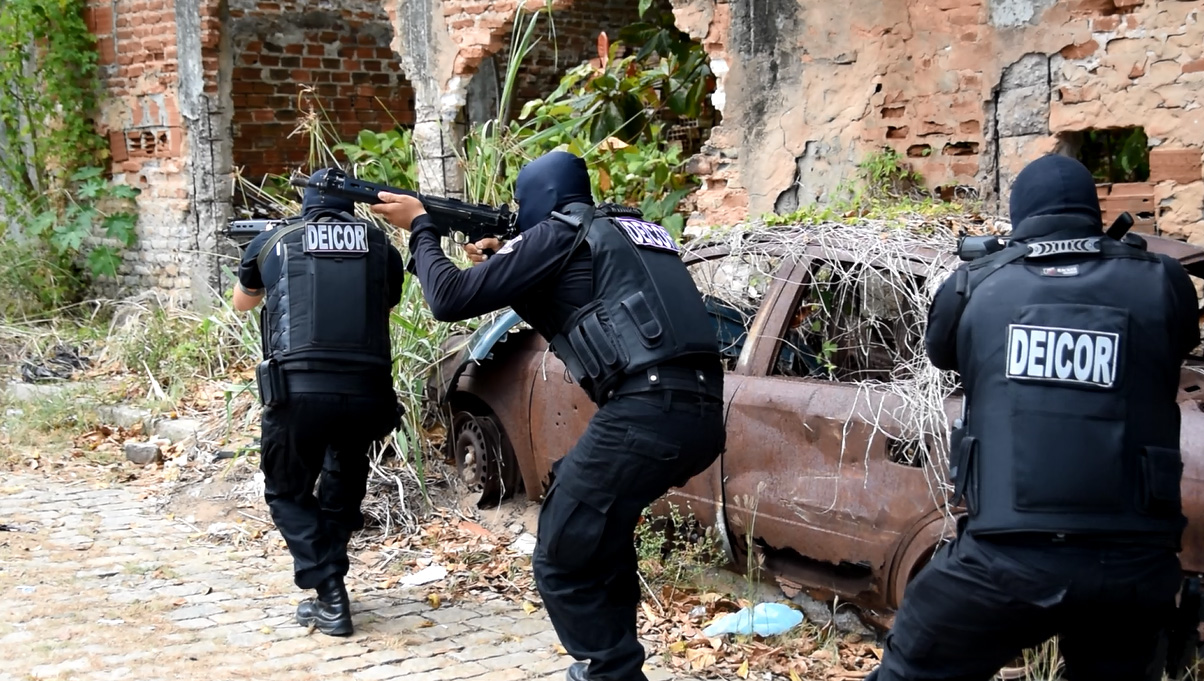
[459,1,714,239]
[0,0,140,315]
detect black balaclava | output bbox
[301,168,356,218]
[513,151,594,232]
[1008,154,1103,241]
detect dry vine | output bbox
[683,212,1007,524]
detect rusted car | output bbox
[424,223,1204,628]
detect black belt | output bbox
[285,371,390,395]
[601,365,723,404]
[982,531,1177,550]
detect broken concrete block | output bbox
[997,85,1050,137]
[4,381,65,402]
[153,418,201,443]
[1001,53,1050,90]
[124,442,162,465]
[96,405,152,431]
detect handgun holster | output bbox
[255,358,288,407]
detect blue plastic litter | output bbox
[701,602,804,637]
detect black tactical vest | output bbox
[546,203,721,404]
[258,208,393,376]
[950,217,1186,547]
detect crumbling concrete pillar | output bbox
[388,0,464,199]
[176,0,233,305]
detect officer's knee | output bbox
[541,488,611,573]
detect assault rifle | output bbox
[955,211,1138,261]
[289,168,519,250]
[222,218,286,249]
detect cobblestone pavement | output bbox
[0,473,696,681]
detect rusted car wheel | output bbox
[451,408,523,508]
[888,514,957,608]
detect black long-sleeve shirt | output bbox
[406,214,594,338]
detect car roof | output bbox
[683,225,1204,278]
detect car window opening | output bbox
[688,253,786,372]
[772,260,925,383]
[886,436,929,469]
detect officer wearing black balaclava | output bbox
[869,154,1200,681]
[234,167,405,636]
[372,150,726,681]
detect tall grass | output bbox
[459,2,575,205]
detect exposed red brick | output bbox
[1182,58,1204,74]
[108,131,129,163]
[1149,148,1203,184]
[1060,39,1099,59]
[952,160,978,176]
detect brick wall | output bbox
[228,0,416,180]
[678,0,1204,242]
[442,0,670,101]
[85,0,198,300]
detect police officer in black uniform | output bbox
[234,169,405,636]
[371,150,727,681]
[868,154,1200,680]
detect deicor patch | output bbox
[614,217,680,253]
[1006,324,1120,388]
[303,221,368,254]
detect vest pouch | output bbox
[1011,406,1125,513]
[567,326,602,379]
[255,358,287,407]
[554,301,627,388]
[1140,446,1183,517]
[950,432,978,515]
[619,291,664,349]
[309,253,371,348]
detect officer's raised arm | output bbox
[1158,253,1202,358]
[385,242,405,309]
[233,229,272,311]
[923,272,964,371]
[372,181,587,323]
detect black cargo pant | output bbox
[870,519,1182,681]
[260,391,400,590]
[533,388,726,681]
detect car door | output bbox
[523,247,787,531]
[719,249,961,603]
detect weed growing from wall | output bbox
[0,0,140,316]
[765,147,983,228]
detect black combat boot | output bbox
[565,661,588,681]
[296,574,352,636]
